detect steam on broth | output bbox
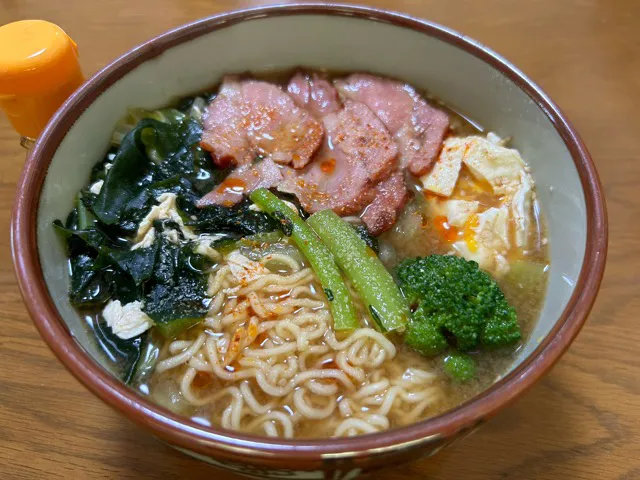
[57,70,548,439]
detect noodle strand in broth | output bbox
[57,69,549,440]
[149,249,443,438]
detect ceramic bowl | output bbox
[12,4,607,478]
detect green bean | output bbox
[249,189,358,330]
[307,210,409,332]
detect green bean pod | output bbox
[249,189,359,331]
[307,210,410,332]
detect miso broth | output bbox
[60,69,549,438]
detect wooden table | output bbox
[0,1,637,478]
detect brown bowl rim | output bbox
[11,2,608,464]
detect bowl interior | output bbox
[37,13,585,383]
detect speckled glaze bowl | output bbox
[12,4,607,478]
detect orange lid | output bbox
[0,20,84,137]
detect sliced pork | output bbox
[200,77,324,169]
[197,158,284,207]
[287,72,341,117]
[280,100,398,215]
[199,74,414,235]
[361,171,411,236]
[335,74,449,176]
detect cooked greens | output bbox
[92,113,227,232]
[54,99,282,381]
[91,314,145,384]
[51,71,548,437]
[92,119,159,225]
[307,209,410,332]
[250,189,359,331]
[396,255,522,380]
[143,235,211,338]
[187,199,279,236]
[443,352,476,382]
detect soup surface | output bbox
[60,70,548,438]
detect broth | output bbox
[141,99,549,435]
[68,70,549,438]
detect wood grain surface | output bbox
[0,1,637,478]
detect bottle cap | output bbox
[0,20,84,137]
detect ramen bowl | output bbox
[11,4,607,478]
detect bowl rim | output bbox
[11,2,608,464]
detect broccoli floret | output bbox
[404,312,448,356]
[443,353,476,382]
[396,255,521,356]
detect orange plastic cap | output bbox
[0,20,84,137]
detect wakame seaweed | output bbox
[91,118,159,225]
[353,224,379,253]
[54,97,283,382]
[99,243,159,286]
[92,315,145,384]
[54,216,149,305]
[186,198,280,237]
[89,112,234,236]
[68,254,113,307]
[142,235,211,338]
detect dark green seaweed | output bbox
[54,98,283,382]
